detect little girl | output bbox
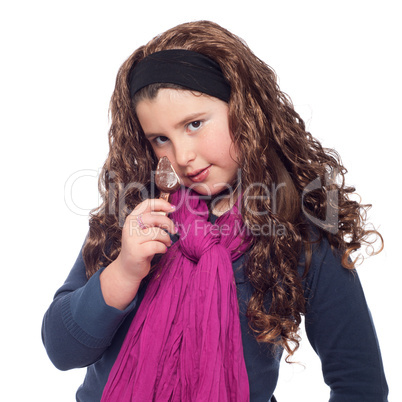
[42,21,388,401]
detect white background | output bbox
[1,0,400,400]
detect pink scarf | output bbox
[101,188,251,401]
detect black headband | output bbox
[129,49,231,103]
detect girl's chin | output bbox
[185,183,235,197]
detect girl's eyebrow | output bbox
[144,112,207,138]
[174,112,206,129]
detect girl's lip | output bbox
[186,165,211,182]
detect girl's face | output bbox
[136,89,239,196]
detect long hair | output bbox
[83,20,382,358]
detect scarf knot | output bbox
[178,219,224,262]
[173,188,251,264]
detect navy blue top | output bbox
[42,234,388,401]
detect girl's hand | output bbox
[100,199,176,310]
[117,199,177,281]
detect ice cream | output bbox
[155,156,181,202]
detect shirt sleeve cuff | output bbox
[61,268,137,348]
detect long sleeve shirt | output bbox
[42,235,388,401]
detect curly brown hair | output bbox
[83,20,382,359]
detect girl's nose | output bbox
[174,143,196,167]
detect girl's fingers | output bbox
[140,239,170,257]
[136,226,173,247]
[131,198,176,216]
[135,212,177,235]
[125,198,177,236]
[119,198,177,267]
[117,199,177,279]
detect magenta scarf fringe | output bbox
[102,188,251,401]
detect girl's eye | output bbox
[154,136,169,146]
[188,121,202,131]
